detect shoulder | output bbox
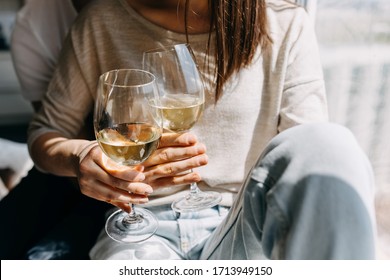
[15,0,76,24]
[266,0,310,31]
[12,0,77,45]
[69,0,130,38]
[266,0,306,16]
[266,0,314,44]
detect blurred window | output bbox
[314,0,390,191]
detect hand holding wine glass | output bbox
[143,44,222,213]
[94,69,162,243]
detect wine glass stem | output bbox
[189,169,200,197]
[122,203,142,227]
[190,182,199,194]
[129,203,136,217]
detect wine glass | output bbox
[94,69,163,243]
[143,43,222,213]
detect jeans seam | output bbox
[266,190,289,259]
[255,168,289,259]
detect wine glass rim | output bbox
[143,43,191,54]
[100,68,156,88]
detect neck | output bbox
[127,0,211,34]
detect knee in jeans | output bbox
[282,123,371,174]
[303,123,358,151]
[283,123,360,156]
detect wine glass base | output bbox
[171,191,222,213]
[105,208,158,243]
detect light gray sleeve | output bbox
[278,7,329,131]
[10,0,77,102]
[27,26,95,152]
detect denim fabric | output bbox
[200,123,377,259]
[90,123,377,260]
[90,205,228,259]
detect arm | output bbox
[30,130,207,212]
[77,132,208,212]
[27,36,207,211]
[27,5,208,211]
[278,7,328,131]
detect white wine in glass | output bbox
[94,69,162,243]
[157,93,204,132]
[143,44,222,213]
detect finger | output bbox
[80,152,153,195]
[112,201,131,213]
[90,145,146,182]
[158,132,198,148]
[143,143,206,167]
[102,156,146,182]
[151,171,202,189]
[83,179,150,205]
[89,148,152,194]
[94,166,153,195]
[144,153,208,181]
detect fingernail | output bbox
[144,187,153,195]
[136,173,145,181]
[138,197,149,204]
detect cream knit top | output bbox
[28,0,328,207]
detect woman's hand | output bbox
[75,132,207,212]
[76,142,152,212]
[142,132,208,189]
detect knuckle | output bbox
[77,174,93,191]
[104,192,117,203]
[155,164,174,176]
[164,165,175,175]
[90,146,101,157]
[126,183,141,194]
[78,176,88,188]
[158,150,170,162]
[109,177,124,190]
[198,154,209,165]
[197,143,207,153]
[78,162,89,175]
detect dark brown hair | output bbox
[185,0,272,101]
[71,0,92,12]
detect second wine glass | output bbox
[143,44,222,213]
[94,69,162,243]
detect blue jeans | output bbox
[90,123,377,260]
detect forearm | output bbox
[30,132,93,177]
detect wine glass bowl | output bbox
[144,44,205,133]
[143,44,222,213]
[94,69,162,243]
[157,93,204,133]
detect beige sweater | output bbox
[28,0,328,207]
